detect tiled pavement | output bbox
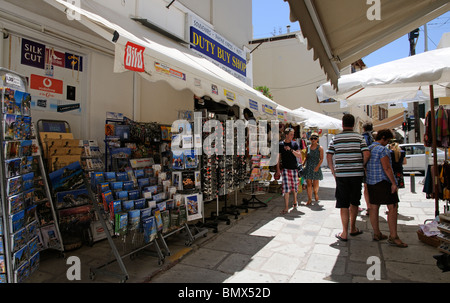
[27,169,449,283]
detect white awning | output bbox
[316,47,450,106]
[373,112,404,132]
[285,0,450,90]
[292,107,343,130]
[45,0,279,118]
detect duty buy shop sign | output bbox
[187,15,247,83]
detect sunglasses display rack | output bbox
[199,118,221,232]
[0,69,63,283]
[201,152,218,202]
[200,119,247,230]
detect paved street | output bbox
[28,169,449,284]
[150,169,448,283]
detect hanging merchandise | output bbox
[435,106,450,148]
[424,107,450,148]
[424,110,432,147]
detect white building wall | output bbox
[0,0,253,145]
[251,32,370,130]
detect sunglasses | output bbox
[310,137,318,140]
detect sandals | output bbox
[335,233,348,242]
[388,236,408,248]
[350,229,363,236]
[306,200,312,205]
[280,209,288,215]
[373,233,388,241]
[292,203,298,208]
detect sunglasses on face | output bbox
[310,137,318,140]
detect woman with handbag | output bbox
[303,132,324,205]
[366,129,407,248]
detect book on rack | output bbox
[48,161,84,193]
[8,193,24,215]
[55,188,90,210]
[128,209,140,231]
[10,227,26,253]
[121,200,134,212]
[142,216,157,243]
[5,158,21,178]
[114,212,127,236]
[153,209,163,232]
[39,224,61,250]
[109,200,121,222]
[179,204,187,225]
[105,124,115,137]
[160,210,170,234]
[101,190,114,212]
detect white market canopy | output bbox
[285,0,450,90]
[316,47,450,106]
[292,107,342,131]
[45,0,279,119]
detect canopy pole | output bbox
[429,85,439,216]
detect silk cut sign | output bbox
[124,42,145,72]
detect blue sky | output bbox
[252,0,450,68]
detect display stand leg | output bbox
[209,196,231,224]
[242,195,267,209]
[196,219,218,233]
[240,182,268,209]
[184,222,208,246]
[220,193,240,219]
[158,230,171,256]
[202,197,227,232]
[86,190,129,282]
[142,240,165,266]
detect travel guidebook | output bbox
[55,188,90,210]
[185,194,202,221]
[48,161,84,193]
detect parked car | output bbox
[399,143,446,175]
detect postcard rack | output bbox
[87,172,167,283]
[240,155,270,209]
[36,119,98,251]
[0,69,63,283]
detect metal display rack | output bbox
[36,119,94,251]
[241,181,269,208]
[241,155,270,209]
[85,176,164,283]
[88,115,207,282]
[0,68,63,283]
[86,169,206,282]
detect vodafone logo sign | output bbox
[124,41,145,72]
[43,78,52,88]
[30,74,63,94]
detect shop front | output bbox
[0,0,306,283]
